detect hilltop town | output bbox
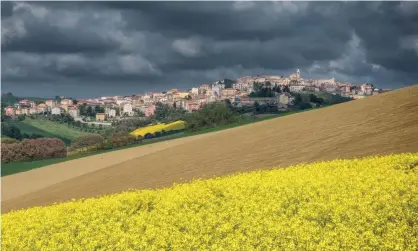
[3,70,390,124]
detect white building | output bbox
[116,99,127,105]
[68,108,80,118]
[105,108,116,118]
[45,100,56,108]
[143,95,152,104]
[278,93,290,105]
[191,88,199,95]
[212,86,221,97]
[290,85,305,92]
[29,107,38,114]
[123,103,134,116]
[61,99,74,106]
[51,107,62,115]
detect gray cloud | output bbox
[1,1,417,98]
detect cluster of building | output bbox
[235,69,388,99]
[4,70,390,121]
[4,98,76,117]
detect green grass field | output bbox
[22,118,88,141]
[1,108,323,177]
[7,120,71,144]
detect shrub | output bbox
[185,102,239,132]
[67,145,102,157]
[1,138,19,144]
[1,138,66,163]
[1,123,23,140]
[108,132,136,147]
[69,134,105,151]
[297,101,313,110]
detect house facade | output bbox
[105,108,116,118]
[68,108,80,118]
[51,107,62,115]
[96,113,106,121]
[45,100,56,107]
[290,85,305,92]
[4,106,16,116]
[144,105,156,117]
[123,103,134,116]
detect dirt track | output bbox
[2,85,418,213]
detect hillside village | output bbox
[3,70,389,124]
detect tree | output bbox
[223,79,235,88]
[95,105,104,113]
[18,115,25,121]
[78,103,87,116]
[283,86,290,93]
[1,123,23,140]
[273,85,282,93]
[55,96,62,103]
[253,101,260,114]
[297,101,313,110]
[86,106,94,117]
[1,103,10,122]
[184,102,240,132]
[154,102,186,123]
[294,94,302,105]
[309,94,324,105]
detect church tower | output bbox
[296,69,300,79]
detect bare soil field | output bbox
[2,85,418,213]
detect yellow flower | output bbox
[2,154,418,251]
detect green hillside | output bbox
[1,93,47,105]
[22,118,88,142]
[7,120,72,144]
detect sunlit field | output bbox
[2,154,417,251]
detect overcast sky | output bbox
[1,1,418,98]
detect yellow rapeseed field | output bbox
[130,120,186,138]
[2,153,418,251]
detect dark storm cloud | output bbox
[1,1,417,98]
[1,1,13,19]
[345,2,418,74]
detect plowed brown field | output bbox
[2,85,418,213]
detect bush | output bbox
[67,144,102,157]
[69,134,105,151]
[297,101,313,110]
[185,103,240,132]
[1,123,23,140]
[1,138,66,163]
[1,138,19,144]
[108,132,136,148]
[100,139,114,150]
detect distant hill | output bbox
[1,92,48,105]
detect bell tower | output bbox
[296,69,300,79]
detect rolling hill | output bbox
[22,118,88,141]
[2,84,418,213]
[7,120,71,144]
[7,118,89,144]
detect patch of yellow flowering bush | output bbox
[67,145,100,157]
[2,153,418,251]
